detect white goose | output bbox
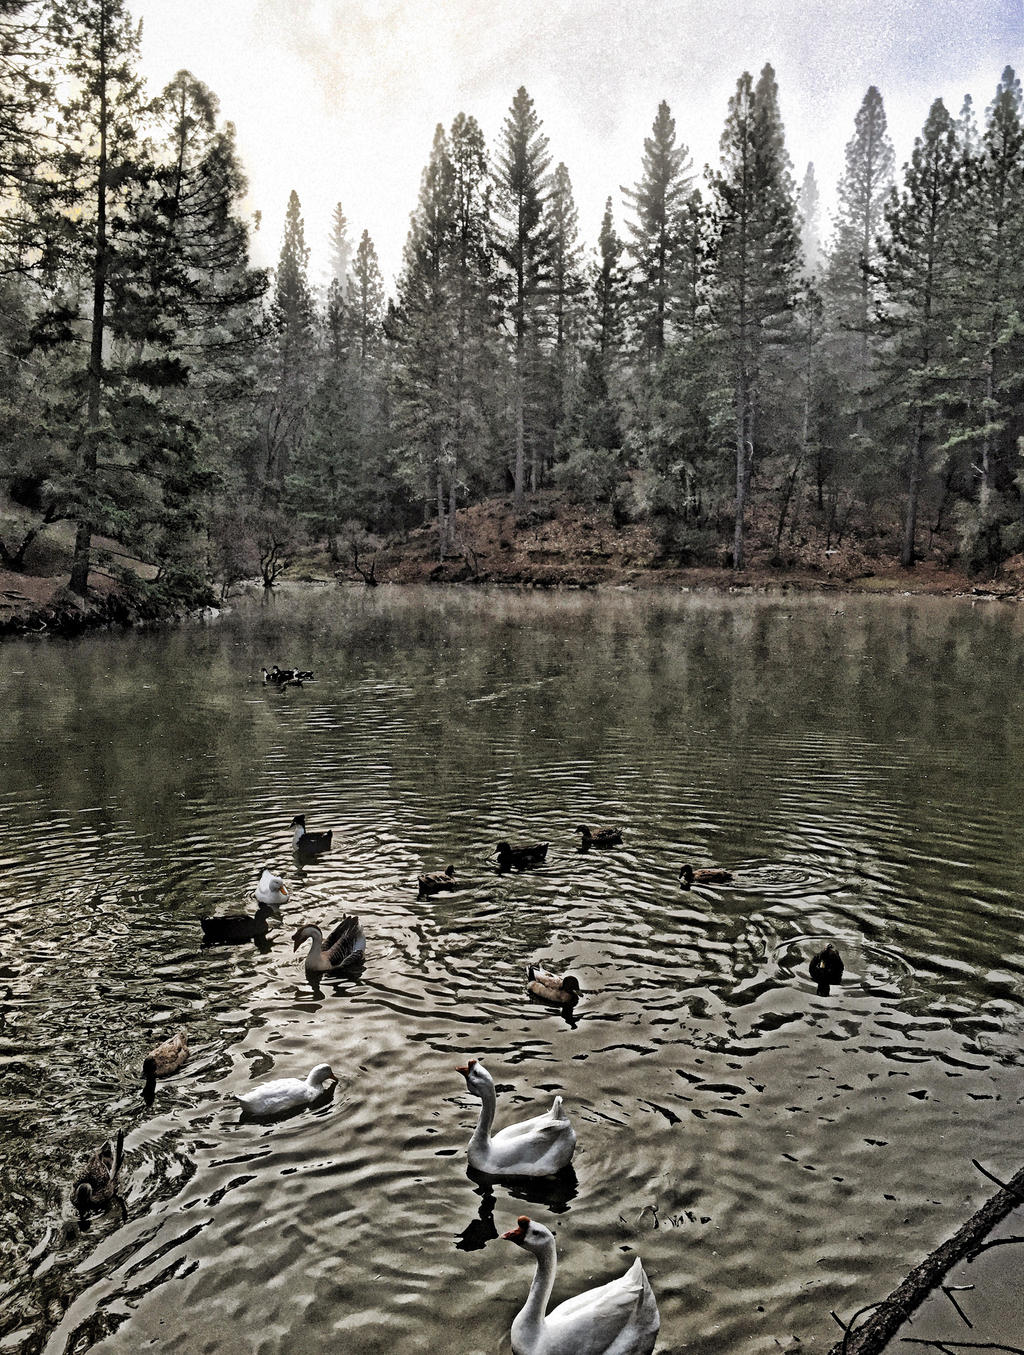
[455,1059,576,1177]
[255,867,289,908]
[503,1215,660,1355]
[234,1063,336,1118]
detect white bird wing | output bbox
[546,1260,657,1354]
[493,1108,571,1142]
[236,1077,306,1114]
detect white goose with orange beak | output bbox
[454,1058,576,1177]
[503,1215,659,1355]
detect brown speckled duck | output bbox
[497,840,549,870]
[142,1031,188,1102]
[72,1129,126,1219]
[575,825,623,849]
[418,865,457,897]
[679,863,733,887]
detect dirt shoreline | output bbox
[3,495,1023,637]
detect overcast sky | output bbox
[131,0,1024,287]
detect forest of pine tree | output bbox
[3,0,1024,608]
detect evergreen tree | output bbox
[947,68,1024,569]
[544,161,585,466]
[263,188,316,492]
[709,63,801,569]
[797,161,822,277]
[328,200,352,286]
[492,85,552,505]
[0,0,49,269]
[874,98,962,566]
[622,100,694,359]
[590,196,627,362]
[825,85,895,436]
[43,0,150,595]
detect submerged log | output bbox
[828,1161,1024,1355]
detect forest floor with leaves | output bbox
[328,492,1024,603]
[4,492,1024,636]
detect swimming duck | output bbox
[255,867,289,907]
[455,1058,576,1177]
[503,1215,659,1355]
[272,665,314,683]
[72,1129,126,1218]
[234,1062,337,1118]
[142,1030,188,1102]
[292,917,365,978]
[679,863,734,887]
[201,903,279,945]
[418,865,456,897]
[291,814,333,858]
[809,942,844,995]
[497,840,549,870]
[526,966,582,1008]
[575,825,623,849]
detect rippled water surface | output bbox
[2,586,1023,1354]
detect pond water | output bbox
[1,584,1022,1355]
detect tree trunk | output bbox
[733,374,749,570]
[901,409,925,567]
[70,0,110,598]
[513,335,525,510]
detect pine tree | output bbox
[591,196,627,362]
[544,161,585,466]
[825,85,895,439]
[328,200,352,287]
[263,188,316,493]
[622,100,694,359]
[798,161,822,277]
[43,0,150,595]
[947,67,1024,568]
[709,64,801,569]
[492,86,552,506]
[0,0,49,269]
[874,98,962,567]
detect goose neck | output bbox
[520,1236,557,1330]
[470,1078,497,1148]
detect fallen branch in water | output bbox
[827,1160,1024,1355]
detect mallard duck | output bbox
[72,1129,126,1218]
[142,1031,188,1101]
[418,865,456,897]
[234,1062,337,1118]
[503,1215,659,1355]
[292,917,365,978]
[454,1058,576,1177]
[575,825,623,849]
[255,867,289,907]
[271,665,314,683]
[496,840,549,870]
[526,966,582,1008]
[809,942,844,995]
[291,814,333,858]
[679,862,734,887]
[201,902,279,945]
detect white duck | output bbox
[455,1058,576,1177]
[255,867,289,908]
[234,1062,336,1118]
[503,1215,660,1355]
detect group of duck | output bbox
[70,800,847,1355]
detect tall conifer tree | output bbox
[874,99,962,566]
[710,63,801,569]
[623,100,693,359]
[492,86,551,506]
